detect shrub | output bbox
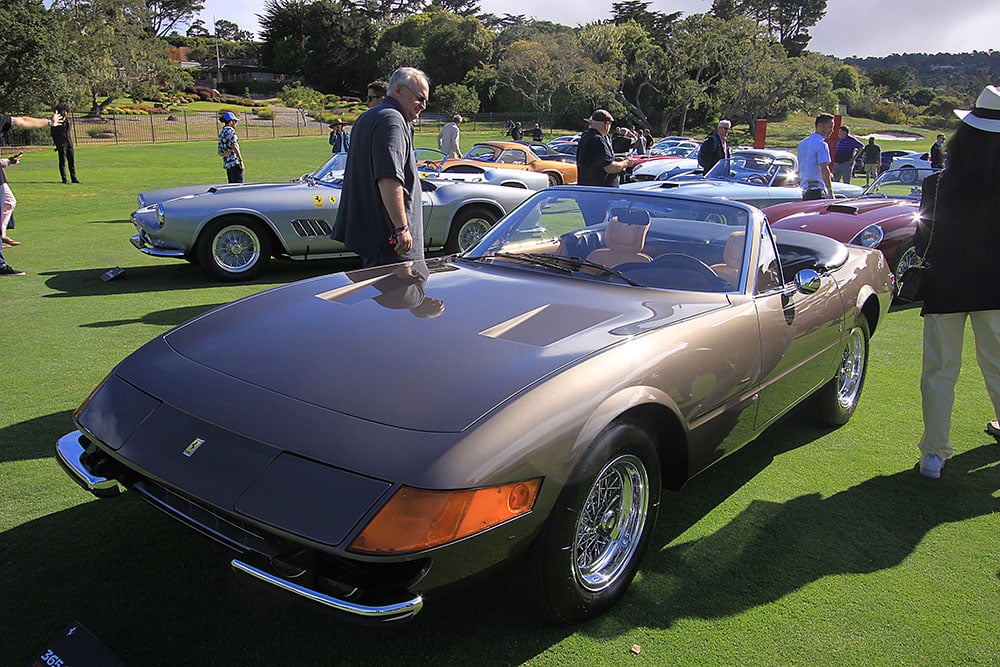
[255,107,275,120]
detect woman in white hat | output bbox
[913,84,1000,478]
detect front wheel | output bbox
[892,241,919,283]
[197,217,272,282]
[529,421,660,624]
[445,206,499,254]
[814,317,870,425]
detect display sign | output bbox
[30,622,126,667]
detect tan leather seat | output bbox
[711,230,745,287]
[586,210,652,268]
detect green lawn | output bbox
[1,136,996,665]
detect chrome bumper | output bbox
[231,558,424,622]
[130,233,187,258]
[55,431,120,496]
[57,431,424,623]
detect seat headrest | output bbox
[609,208,651,226]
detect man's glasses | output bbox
[401,83,427,104]
[367,95,382,101]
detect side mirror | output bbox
[795,268,821,294]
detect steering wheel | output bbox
[746,174,769,185]
[648,253,729,289]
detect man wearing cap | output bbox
[329,119,350,154]
[217,111,244,183]
[437,114,463,159]
[576,109,633,187]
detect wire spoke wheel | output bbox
[572,454,649,592]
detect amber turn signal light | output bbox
[349,478,542,554]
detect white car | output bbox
[630,147,701,181]
[888,151,931,178]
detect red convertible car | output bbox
[764,167,937,281]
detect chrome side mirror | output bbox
[795,268,821,294]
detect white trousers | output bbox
[1,183,15,237]
[919,310,1000,460]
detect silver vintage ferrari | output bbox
[130,154,536,281]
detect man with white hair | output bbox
[332,67,430,267]
[698,119,731,173]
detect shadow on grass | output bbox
[604,432,999,632]
[80,303,229,328]
[0,410,76,464]
[82,218,133,225]
[6,482,575,665]
[39,258,359,297]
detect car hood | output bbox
[139,260,724,433]
[769,199,918,238]
[140,181,323,207]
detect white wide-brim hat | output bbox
[954,85,1000,132]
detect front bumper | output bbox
[130,231,187,258]
[55,429,426,623]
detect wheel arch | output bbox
[573,386,690,493]
[195,210,286,256]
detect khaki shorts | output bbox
[864,163,879,178]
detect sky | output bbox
[196,0,1000,59]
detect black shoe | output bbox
[62,180,69,184]
[72,179,81,183]
[0,263,25,276]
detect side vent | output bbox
[292,219,333,237]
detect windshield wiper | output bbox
[462,252,573,274]
[531,253,646,286]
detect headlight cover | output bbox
[850,223,884,248]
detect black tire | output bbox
[815,317,870,425]
[529,421,661,624]
[445,205,499,254]
[899,166,917,184]
[196,216,272,282]
[545,172,562,186]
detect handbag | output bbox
[896,177,940,303]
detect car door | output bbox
[752,223,846,430]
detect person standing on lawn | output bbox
[0,109,65,275]
[912,84,1000,478]
[332,67,429,268]
[798,113,835,200]
[50,103,79,184]
[832,125,864,184]
[217,111,244,183]
[861,137,882,185]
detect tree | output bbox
[186,18,209,36]
[214,18,254,41]
[432,83,480,113]
[832,64,860,94]
[278,84,325,124]
[51,0,180,115]
[146,0,204,37]
[0,0,67,110]
[711,0,827,56]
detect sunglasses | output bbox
[401,83,427,104]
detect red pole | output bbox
[753,119,767,148]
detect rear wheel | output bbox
[815,317,870,425]
[445,206,499,254]
[546,172,563,186]
[529,421,660,624]
[899,166,917,184]
[197,216,272,282]
[893,241,918,282]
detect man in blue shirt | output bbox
[329,119,350,154]
[798,113,835,200]
[832,125,864,184]
[217,112,244,183]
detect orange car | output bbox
[421,141,577,185]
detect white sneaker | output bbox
[986,420,1000,443]
[919,453,944,479]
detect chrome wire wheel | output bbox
[212,224,261,274]
[894,244,919,282]
[836,326,866,411]
[456,216,493,251]
[572,454,650,592]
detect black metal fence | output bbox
[3,110,567,148]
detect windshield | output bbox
[706,152,797,186]
[864,167,939,199]
[464,187,750,293]
[464,145,500,162]
[309,153,349,184]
